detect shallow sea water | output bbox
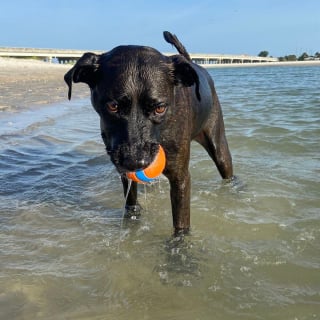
[0,66,319,319]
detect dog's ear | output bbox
[171,56,201,101]
[64,52,101,100]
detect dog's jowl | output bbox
[64,31,233,235]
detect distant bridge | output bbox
[0,47,279,65]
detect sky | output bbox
[0,0,319,57]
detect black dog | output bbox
[64,31,233,235]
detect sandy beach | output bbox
[0,57,88,111]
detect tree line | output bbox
[258,51,320,61]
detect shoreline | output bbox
[0,57,88,111]
[1,57,320,111]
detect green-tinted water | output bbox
[1,66,319,319]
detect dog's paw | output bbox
[173,227,190,238]
[124,204,142,220]
[223,175,247,192]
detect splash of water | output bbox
[117,178,132,254]
[116,178,162,253]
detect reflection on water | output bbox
[0,66,319,319]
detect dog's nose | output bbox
[123,158,147,171]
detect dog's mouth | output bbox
[107,143,159,174]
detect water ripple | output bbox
[1,67,320,319]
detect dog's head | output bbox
[64,45,200,173]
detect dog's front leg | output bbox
[121,175,141,216]
[168,171,191,236]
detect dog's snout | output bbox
[115,143,159,172]
[123,158,148,172]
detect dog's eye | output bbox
[106,102,118,113]
[154,103,167,115]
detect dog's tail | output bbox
[163,31,191,62]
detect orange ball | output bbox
[126,145,166,183]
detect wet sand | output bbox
[0,57,88,111]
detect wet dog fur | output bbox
[64,31,233,235]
